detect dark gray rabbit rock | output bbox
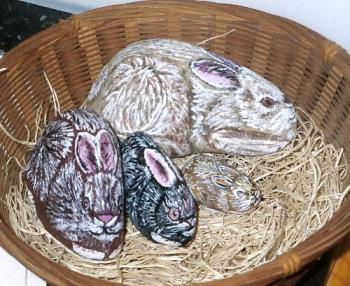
[86,38,297,157]
[24,109,124,260]
[121,132,197,246]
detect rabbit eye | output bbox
[261,97,275,108]
[168,208,180,221]
[236,190,245,198]
[82,198,90,210]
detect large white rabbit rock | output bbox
[86,39,297,157]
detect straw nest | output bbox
[3,75,350,286]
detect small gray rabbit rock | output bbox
[86,39,297,157]
[121,132,197,246]
[182,155,261,213]
[23,109,124,260]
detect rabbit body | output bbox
[183,155,261,213]
[24,109,124,260]
[86,39,297,157]
[121,132,197,246]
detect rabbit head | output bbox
[211,164,261,213]
[122,132,197,246]
[182,154,261,214]
[190,55,297,156]
[24,109,124,260]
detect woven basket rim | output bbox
[1,1,350,285]
[1,0,349,68]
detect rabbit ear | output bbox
[144,148,176,188]
[76,132,98,174]
[190,59,240,89]
[211,175,233,189]
[218,165,240,178]
[97,130,117,172]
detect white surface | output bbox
[26,271,46,286]
[0,247,45,286]
[21,0,350,52]
[0,247,26,286]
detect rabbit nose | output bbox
[97,214,113,224]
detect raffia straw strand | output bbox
[43,71,60,116]
[196,28,236,46]
[0,121,35,146]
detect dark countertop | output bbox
[0,0,70,52]
[0,1,333,285]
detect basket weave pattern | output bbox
[0,1,350,285]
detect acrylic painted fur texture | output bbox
[183,155,261,213]
[87,39,297,157]
[24,109,124,260]
[121,132,197,246]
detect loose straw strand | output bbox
[196,28,236,46]
[0,121,35,146]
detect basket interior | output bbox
[0,1,350,285]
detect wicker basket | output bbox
[1,1,350,285]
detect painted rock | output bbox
[23,109,124,260]
[182,155,261,214]
[86,38,297,157]
[121,132,197,246]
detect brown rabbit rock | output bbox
[182,155,261,213]
[23,109,124,260]
[86,39,297,157]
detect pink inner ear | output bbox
[191,60,237,89]
[98,131,117,172]
[144,149,175,188]
[77,134,98,173]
